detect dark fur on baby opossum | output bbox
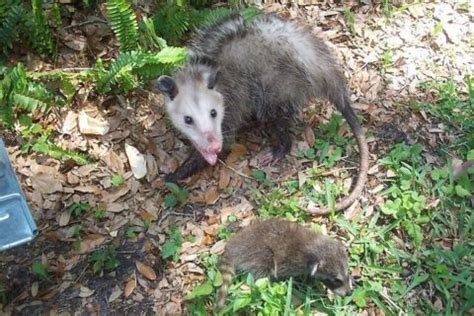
[215,218,352,310]
[154,13,369,214]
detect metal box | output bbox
[0,139,37,251]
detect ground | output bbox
[0,0,473,315]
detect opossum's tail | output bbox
[308,91,369,215]
[215,254,235,311]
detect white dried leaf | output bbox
[125,143,147,179]
[78,111,110,135]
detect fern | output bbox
[106,0,139,52]
[95,48,186,93]
[0,4,25,55]
[0,64,61,128]
[31,0,55,55]
[139,16,167,51]
[152,3,261,45]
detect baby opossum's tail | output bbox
[215,254,235,311]
[308,90,369,215]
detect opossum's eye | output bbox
[184,116,193,125]
[210,109,217,118]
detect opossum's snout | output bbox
[197,132,222,166]
[330,277,353,297]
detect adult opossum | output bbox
[215,218,352,310]
[154,13,369,214]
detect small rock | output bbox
[78,112,110,135]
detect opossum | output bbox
[215,218,352,310]
[154,13,369,214]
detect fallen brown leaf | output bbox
[135,261,157,281]
[124,275,137,298]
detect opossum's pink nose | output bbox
[204,132,222,153]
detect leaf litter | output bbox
[0,0,472,314]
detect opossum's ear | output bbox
[156,76,178,100]
[203,69,220,89]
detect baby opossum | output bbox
[215,218,352,310]
[154,14,369,214]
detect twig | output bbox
[218,159,254,180]
[319,166,358,176]
[63,19,108,30]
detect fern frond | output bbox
[95,48,186,93]
[0,4,25,55]
[106,0,139,52]
[153,2,191,45]
[32,0,55,55]
[139,16,167,51]
[47,145,93,165]
[134,47,186,80]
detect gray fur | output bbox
[216,218,352,310]
[155,14,369,213]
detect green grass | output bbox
[185,80,473,314]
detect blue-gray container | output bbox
[0,139,37,251]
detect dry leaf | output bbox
[124,275,137,298]
[78,111,110,135]
[79,286,95,298]
[135,261,157,281]
[125,143,147,179]
[218,167,231,189]
[31,282,39,297]
[210,240,226,255]
[226,144,247,164]
[59,211,71,227]
[78,235,106,254]
[108,287,123,302]
[30,173,63,194]
[304,126,315,147]
[205,187,219,205]
[61,111,78,135]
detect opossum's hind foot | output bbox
[258,144,290,166]
[258,120,292,166]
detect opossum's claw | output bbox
[258,151,276,166]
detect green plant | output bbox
[90,246,120,274]
[106,0,139,52]
[72,224,82,251]
[164,182,189,208]
[67,202,91,217]
[0,3,25,56]
[32,262,48,280]
[380,49,393,72]
[343,7,355,35]
[31,0,55,55]
[126,226,137,238]
[94,47,186,94]
[161,226,183,261]
[94,207,106,220]
[152,3,261,45]
[111,174,124,187]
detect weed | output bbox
[161,226,183,261]
[67,202,91,218]
[126,226,137,239]
[32,262,48,280]
[164,182,189,208]
[380,49,393,73]
[343,7,355,35]
[111,174,124,187]
[94,207,106,220]
[90,246,120,274]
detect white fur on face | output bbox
[165,79,225,165]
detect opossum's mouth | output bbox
[197,148,220,166]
